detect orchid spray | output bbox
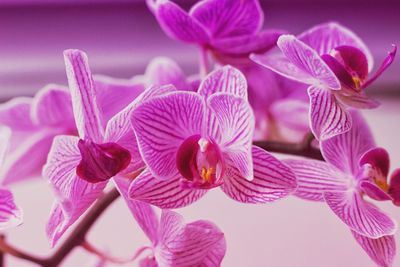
[0,1,398,267]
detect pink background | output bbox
[1,1,399,266]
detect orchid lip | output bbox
[76,139,131,183]
[176,134,225,189]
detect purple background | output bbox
[1,1,399,266]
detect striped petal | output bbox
[144,57,188,91]
[43,135,107,220]
[324,190,397,238]
[284,159,347,201]
[64,49,104,142]
[132,91,204,180]
[298,22,374,71]
[129,168,207,209]
[46,203,71,247]
[208,93,254,180]
[352,231,396,267]
[31,85,74,127]
[0,188,23,230]
[321,111,375,175]
[189,0,263,39]
[147,0,209,44]
[221,146,297,203]
[198,65,248,100]
[156,210,225,267]
[277,35,340,89]
[308,86,352,141]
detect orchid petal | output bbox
[43,135,107,219]
[0,97,36,130]
[46,203,71,247]
[132,91,204,180]
[284,159,347,201]
[388,169,400,206]
[360,181,392,202]
[308,86,352,140]
[363,45,397,89]
[352,231,396,267]
[129,169,207,209]
[335,92,380,109]
[113,177,159,244]
[298,22,374,71]
[321,111,375,175]
[221,146,297,203]
[0,188,23,230]
[190,0,263,39]
[277,35,341,89]
[94,75,145,125]
[211,29,284,55]
[31,85,74,127]
[147,0,209,44]
[64,49,104,142]
[1,129,57,185]
[360,147,390,178]
[198,65,248,99]
[144,57,188,91]
[157,210,225,267]
[324,190,397,238]
[251,52,322,86]
[208,93,254,180]
[269,98,310,133]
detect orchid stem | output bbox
[199,46,210,78]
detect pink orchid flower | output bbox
[129,65,297,208]
[252,22,397,140]
[44,49,176,246]
[0,126,23,230]
[285,111,399,267]
[127,199,226,266]
[147,0,283,60]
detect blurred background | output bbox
[1,0,399,266]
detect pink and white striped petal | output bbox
[321,111,375,175]
[147,0,210,44]
[189,0,263,39]
[198,65,248,100]
[64,49,104,142]
[277,35,341,89]
[132,91,205,180]
[129,169,207,209]
[43,135,107,219]
[324,190,397,238]
[298,22,374,71]
[208,93,254,180]
[0,97,37,131]
[221,146,297,203]
[352,231,396,267]
[0,188,23,230]
[284,159,347,201]
[156,210,225,267]
[308,86,352,141]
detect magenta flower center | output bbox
[76,139,131,183]
[176,135,225,189]
[361,163,389,192]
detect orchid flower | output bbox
[147,0,283,60]
[126,199,226,266]
[0,73,144,186]
[252,22,397,140]
[0,126,23,230]
[285,111,399,266]
[128,65,297,208]
[44,49,176,246]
